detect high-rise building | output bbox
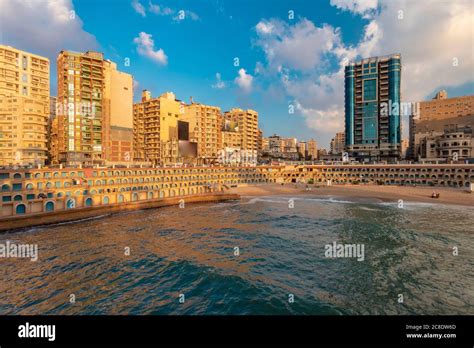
[103,61,133,164]
[330,132,345,155]
[345,54,401,162]
[408,90,474,160]
[0,45,50,166]
[53,50,133,165]
[46,96,57,165]
[307,139,318,160]
[182,100,222,163]
[224,108,259,153]
[297,141,307,159]
[133,90,181,165]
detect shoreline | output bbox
[227,183,474,207]
[0,193,240,232]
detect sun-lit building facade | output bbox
[0,45,50,166]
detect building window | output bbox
[22,86,27,96]
[363,79,377,101]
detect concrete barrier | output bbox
[0,193,240,232]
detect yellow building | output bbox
[307,139,318,160]
[182,100,222,163]
[133,90,181,165]
[53,50,133,166]
[103,61,133,164]
[0,45,50,166]
[224,108,258,152]
[221,130,242,149]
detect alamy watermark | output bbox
[325,241,365,262]
[0,241,38,261]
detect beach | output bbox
[228,183,474,207]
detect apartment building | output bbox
[408,90,474,160]
[224,108,259,152]
[307,139,318,160]
[133,90,181,165]
[52,50,133,166]
[330,132,345,155]
[0,45,49,166]
[182,100,222,163]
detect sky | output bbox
[1,0,473,148]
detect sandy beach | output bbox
[227,183,474,207]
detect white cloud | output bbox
[132,0,146,17]
[148,1,173,16]
[212,73,226,89]
[0,0,98,61]
[235,68,253,92]
[256,21,275,35]
[255,18,342,71]
[330,0,378,18]
[133,32,168,65]
[146,2,199,21]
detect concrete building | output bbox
[0,45,50,166]
[266,134,299,160]
[103,61,133,164]
[224,108,259,154]
[182,100,222,164]
[401,138,409,159]
[408,90,474,160]
[307,139,318,160]
[416,126,473,161]
[133,90,181,165]
[53,50,133,166]
[345,54,401,162]
[297,141,307,159]
[46,96,56,165]
[330,132,345,155]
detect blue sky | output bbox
[1,0,473,147]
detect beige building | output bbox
[53,50,133,166]
[133,90,181,165]
[0,45,50,166]
[224,108,259,152]
[103,61,133,164]
[182,100,222,163]
[307,139,318,160]
[221,130,242,149]
[330,132,345,155]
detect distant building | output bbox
[297,141,307,159]
[266,134,298,160]
[330,132,345,155]
[401,138,409,159]
[307,139,318,160]
[408,90,474,160]
[345,54,401,162]
[0,45,50,166]
[416,126,473,161]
